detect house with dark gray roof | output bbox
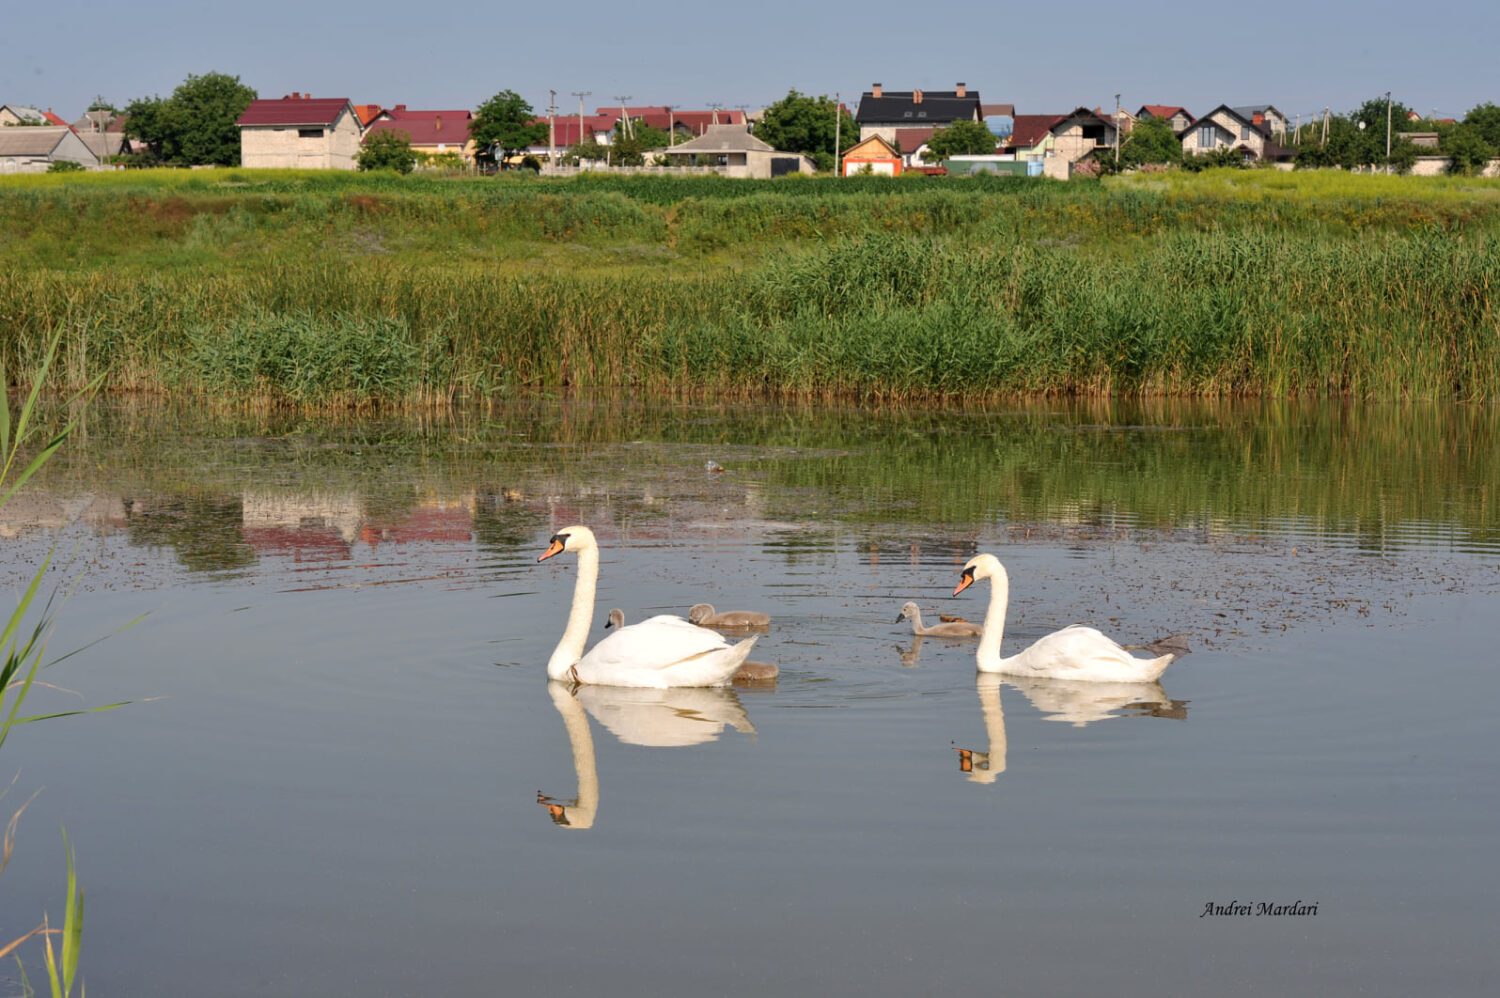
[0,126,100,172]
[1231,104,1288,139]
[856,83,982,143]
[1179,104,1294,164]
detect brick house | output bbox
[237,94,363,169]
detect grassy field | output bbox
[2,168,1498,405]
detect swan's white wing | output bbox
[575,615,750,686]
[583,615,729,668]
[1007,625,1169,682]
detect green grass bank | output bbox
[2,169,1498,405]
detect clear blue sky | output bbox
[5,1,1495,124]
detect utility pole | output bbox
[1321,107,1330,146]
[1294,113,1300,145]
[833,92,841,177]
[1385,90,1392,173]
[571,90,591,163]
[548,89,557,167]
[613,95,633,139]
[1113,92,1121,165]
[709,102,723,125]
[666,106,674,145]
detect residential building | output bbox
[856,83,982,143]
[237,94,362,169]
[1137,105,1193,131]
[1004,109,1116,174]
[1231,104,1288,140]
[840,134,902,176]
[658,124,813,178]
[1179,104,1294,164]
[0,126,101,172]
[364,105,476,162]
[70,108,129,159]
[0,104,48,126]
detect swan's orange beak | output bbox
[956,747,974,772]
[953,568,975,596]
[538,536,566,562]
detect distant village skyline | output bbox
[5,1,1497,137]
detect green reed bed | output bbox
[2,170,1497,404]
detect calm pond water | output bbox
[2,397,1497,996]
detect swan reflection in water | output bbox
[954,673,1188,784]
[537,681,754,829]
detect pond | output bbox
[2,397,1497,996]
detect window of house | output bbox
[1197,124,1215,147]
[299,128,322,139]
[903,111,913,118]
[1241,126,1251,140]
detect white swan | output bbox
[607,608,779,682]
[896,601,982,638]
[953,553,1179,682]
[537,525,757,687]
[688,603,771,629]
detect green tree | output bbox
[123,71,256,166]
[755,90,856,171]
[1461,102,1500,148]
[1118,115,1182,168]
[356,129,417,174]
[1442,124,1496,175]
[1294,113,1383,170]
[470,90,547,163]
[1350,95,1413,137]
[607,119,672,166]
[922,119,998,161]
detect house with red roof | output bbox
[1002,109,1117,177]
[364,105,476,163]
[1136,105,1193,131]
[236,93,362,169]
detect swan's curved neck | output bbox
[548,545,599,680]
[976,570,1010,673]
[909,607,926,635]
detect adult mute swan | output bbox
[895,601,983,638]
[688,604,771,629]
[538,526,757,687]
[953,553,1180,683]
[607,608,779,682]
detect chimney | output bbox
[872,83,882,99]
[913,89,923,104]
[956,82,966,98]
[289,92,300,100]
[395,104,406,111]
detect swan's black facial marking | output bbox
[538,531,571,562]
[953,566,976,596]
